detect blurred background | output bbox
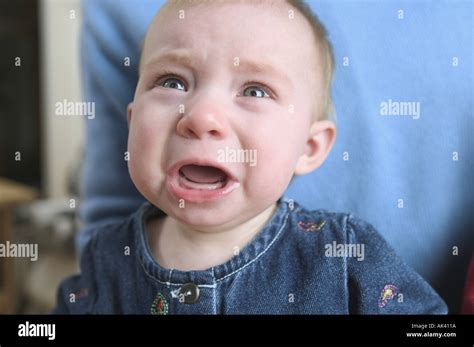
[0,0,82,313]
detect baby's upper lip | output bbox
[167,158,238,181]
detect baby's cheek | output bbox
[130,103,171,156]
[129,123,155,164]
[245,145,294,202]
[128,118,165,186]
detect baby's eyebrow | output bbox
[236,59,293,87]
[144,50,195,72]
[143,49,293,87]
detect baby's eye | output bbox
[241,86,270,98]
[161,78,186,91]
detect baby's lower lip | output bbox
[166,170,240,203]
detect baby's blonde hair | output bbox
[286,0,335,122]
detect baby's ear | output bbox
[127,102,134,127]
[294,120,336,175]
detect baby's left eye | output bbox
[241,86,270,98]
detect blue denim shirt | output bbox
[53,199,447,314]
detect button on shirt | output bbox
[52,199,448,314]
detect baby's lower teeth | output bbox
[181,174,225,190]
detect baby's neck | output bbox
[146,203,277,271]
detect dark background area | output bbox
[0,0,42,191]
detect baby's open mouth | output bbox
[178,164,228,190]
[167,160,240,203]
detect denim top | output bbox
[53,198,447,314]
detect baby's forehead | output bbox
[163,0,287,11]
[149,0,295,37]
[141,0,319,73]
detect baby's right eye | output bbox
[160,77,186,91]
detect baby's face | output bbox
[128,1,329,229]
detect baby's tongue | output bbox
[180,165,227,184]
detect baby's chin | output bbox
[152,192,273,232]
[155,198,247,229]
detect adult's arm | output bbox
[77,0,165,252]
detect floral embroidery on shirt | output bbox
[70,288,89,302]
[298,220,326,232]
[151,292,169,315]
[378,284,399,308]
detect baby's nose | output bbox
[176,100,230,140]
